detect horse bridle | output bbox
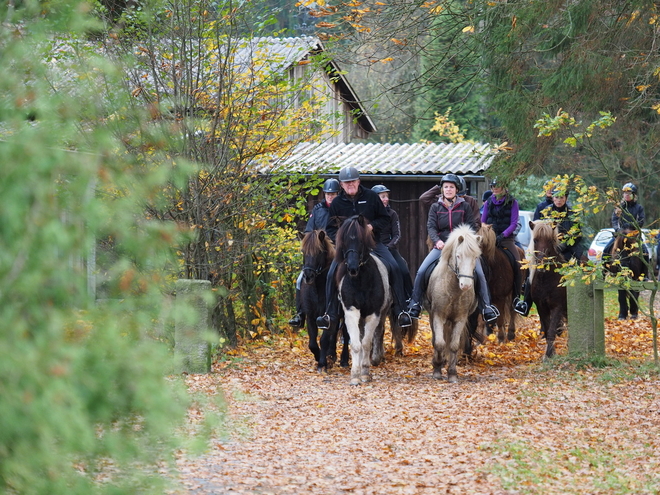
[343,248,368,267]
[302,262,328,276]
[449,254,475,281]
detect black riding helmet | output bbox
[371,184,390,194]
[440,173,462,190]
[322,178,340,193]
[457,176,467,196]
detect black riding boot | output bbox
[514,279,532,317]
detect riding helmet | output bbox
[338,166,360,182]
[322,178,340,193]
[622,182,638,194]
[440,173,462,190]
[489,178,498,187]
[457,176,467,196]
[371,184,390,194]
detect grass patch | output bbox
[481,438,660,494]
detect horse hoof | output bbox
[350,379,360,386]
[448,375,458,383]
[432,369,443,380]
[360,374,371,383]
[340,361,350,368]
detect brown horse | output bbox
[529,221,567,359]
[477,224,522,342]
[427,225,482,383]
[604,228,648,319]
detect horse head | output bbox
[336,215,374,278]
[530,220,562,265]
[443,224,482,291]
[477,224,497,259]
[301,230,334,284]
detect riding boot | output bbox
[288,288,305,328]
[407,300,422,319]
[514,279,532,317]
[475,259,499,323]
[316,296,339,330]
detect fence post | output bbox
[567,280,605,356]
[175,279,212,374]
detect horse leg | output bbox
[340,321,350,367]
[390,311,404,357]
[344,310,363,386]
[447,320,466,383]
[617,289,629,319]
[307,316,321,366]
[371,313,386,367]
[629,290,640,318]
[318,318,339,372]
[506,296,516,342]
[431,316,446,380]
[361,314,380,382]
[544,307,563,359]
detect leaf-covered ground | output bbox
[173,313,660,495]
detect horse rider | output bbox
[420,176,481,227]
[533,180,555,221]
[515,186,584,316]
[603,182,646,261]
[288,178,340,328]
[406,174,499,323]
[371,184,414,300]
[316,167,413,330]
[481,178,525,315]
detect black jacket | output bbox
[612,200,645,231]
[427,197,478,244]
[304,201,331,233]
[325,185,390,243]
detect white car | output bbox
[515,210,535,250]
[587,228,656,266]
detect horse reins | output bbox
[450,256,475,281]
[343,248,368,267]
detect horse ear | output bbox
[318,230,326,242]
[458,235,465,243]
[529,220,535,231]
[476,234,482,244]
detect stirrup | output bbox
[513,298,529,317]
[397,311,412,328]
[482,305,500,323]
[316,314,331,330]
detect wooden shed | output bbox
[260,141,496,275]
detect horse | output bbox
[426,224,482,383]
[477,224,521,342]
[332,215,392,385]
[529,221,567,359]
[604,228,648,319]
[299,230,349,371]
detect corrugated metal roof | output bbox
[258,142,495,176]
[233,36,321,75]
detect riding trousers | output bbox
[324,241,408,319]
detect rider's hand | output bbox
[435,240,444,250]
[496,234,504,246]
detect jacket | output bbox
[304,201,331,233]
[379,206,401,248]
[612,200,645,231]
[481,193,519,237]
[427,196,478,244]
[325,185,390,243]
[420,185,481,227]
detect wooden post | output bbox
[567,281,604,356]
[175,279,212,374]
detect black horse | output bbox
[300,230,349,370]
[605,228,648,320]
[529,221,567,359]
[323,215,392,385]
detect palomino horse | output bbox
[427,225,482,383]
[529,221,567,359]
[334,215,392,385]
[300,230,349,371]
[477,224,521,342]
[605,228,648,319]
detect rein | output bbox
[450,254,475,281]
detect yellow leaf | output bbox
[462,25,475,33]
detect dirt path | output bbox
[174,316,660,495]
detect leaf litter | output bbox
[172,313,660,494]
